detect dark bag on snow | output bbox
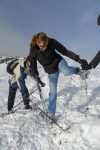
[6,59,19,75]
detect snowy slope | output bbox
[0,61,100,150]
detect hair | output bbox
[30,32,48,47]
[30,34,37,47]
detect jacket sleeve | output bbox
[89,50,100,68]
[28,46,39,76]
[52,39,80,62]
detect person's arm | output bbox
[27,46,46,87]
[88,51,100,69]
[25,67,45,87]
[52,39,88,70]
[28,46,39,77]
[52,38,80,61]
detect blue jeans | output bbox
[48,58,79,115]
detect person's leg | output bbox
[21,88,32,109]
[58,58,79,76]
[48,71,59,115]
[18,76,31,108]
[21,89,29,105]
[8,85,17,111]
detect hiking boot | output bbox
[24,105,32,110]
[47,112,54,118]
[8,109,14,114]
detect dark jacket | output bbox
[89,51,100,68]
[29,38,80,74]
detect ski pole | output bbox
[35,75,46,111]
[84,77,89,111]
[30,99,69,132]
[25,70,46,110]
[83,71,90,115]
[13,88,38,110]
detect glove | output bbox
[29,70,45,87]
[78,59,89,70]
[37,77,45,87]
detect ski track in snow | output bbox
[0,62,100,150]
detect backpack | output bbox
[6,59,19,75]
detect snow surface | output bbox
[0,60,100,150]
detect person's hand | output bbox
[37,77,45,87]
[88,63,93,70]
[39,80,45,87]
[78,59,89,70]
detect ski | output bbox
[30,100,71,132]
[0,102,71,132]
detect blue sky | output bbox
[0,0,100,60]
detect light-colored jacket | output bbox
[9,58,27,84]
[9,58,32,94]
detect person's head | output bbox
[97,14,100,26]
[31,32,48,51]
